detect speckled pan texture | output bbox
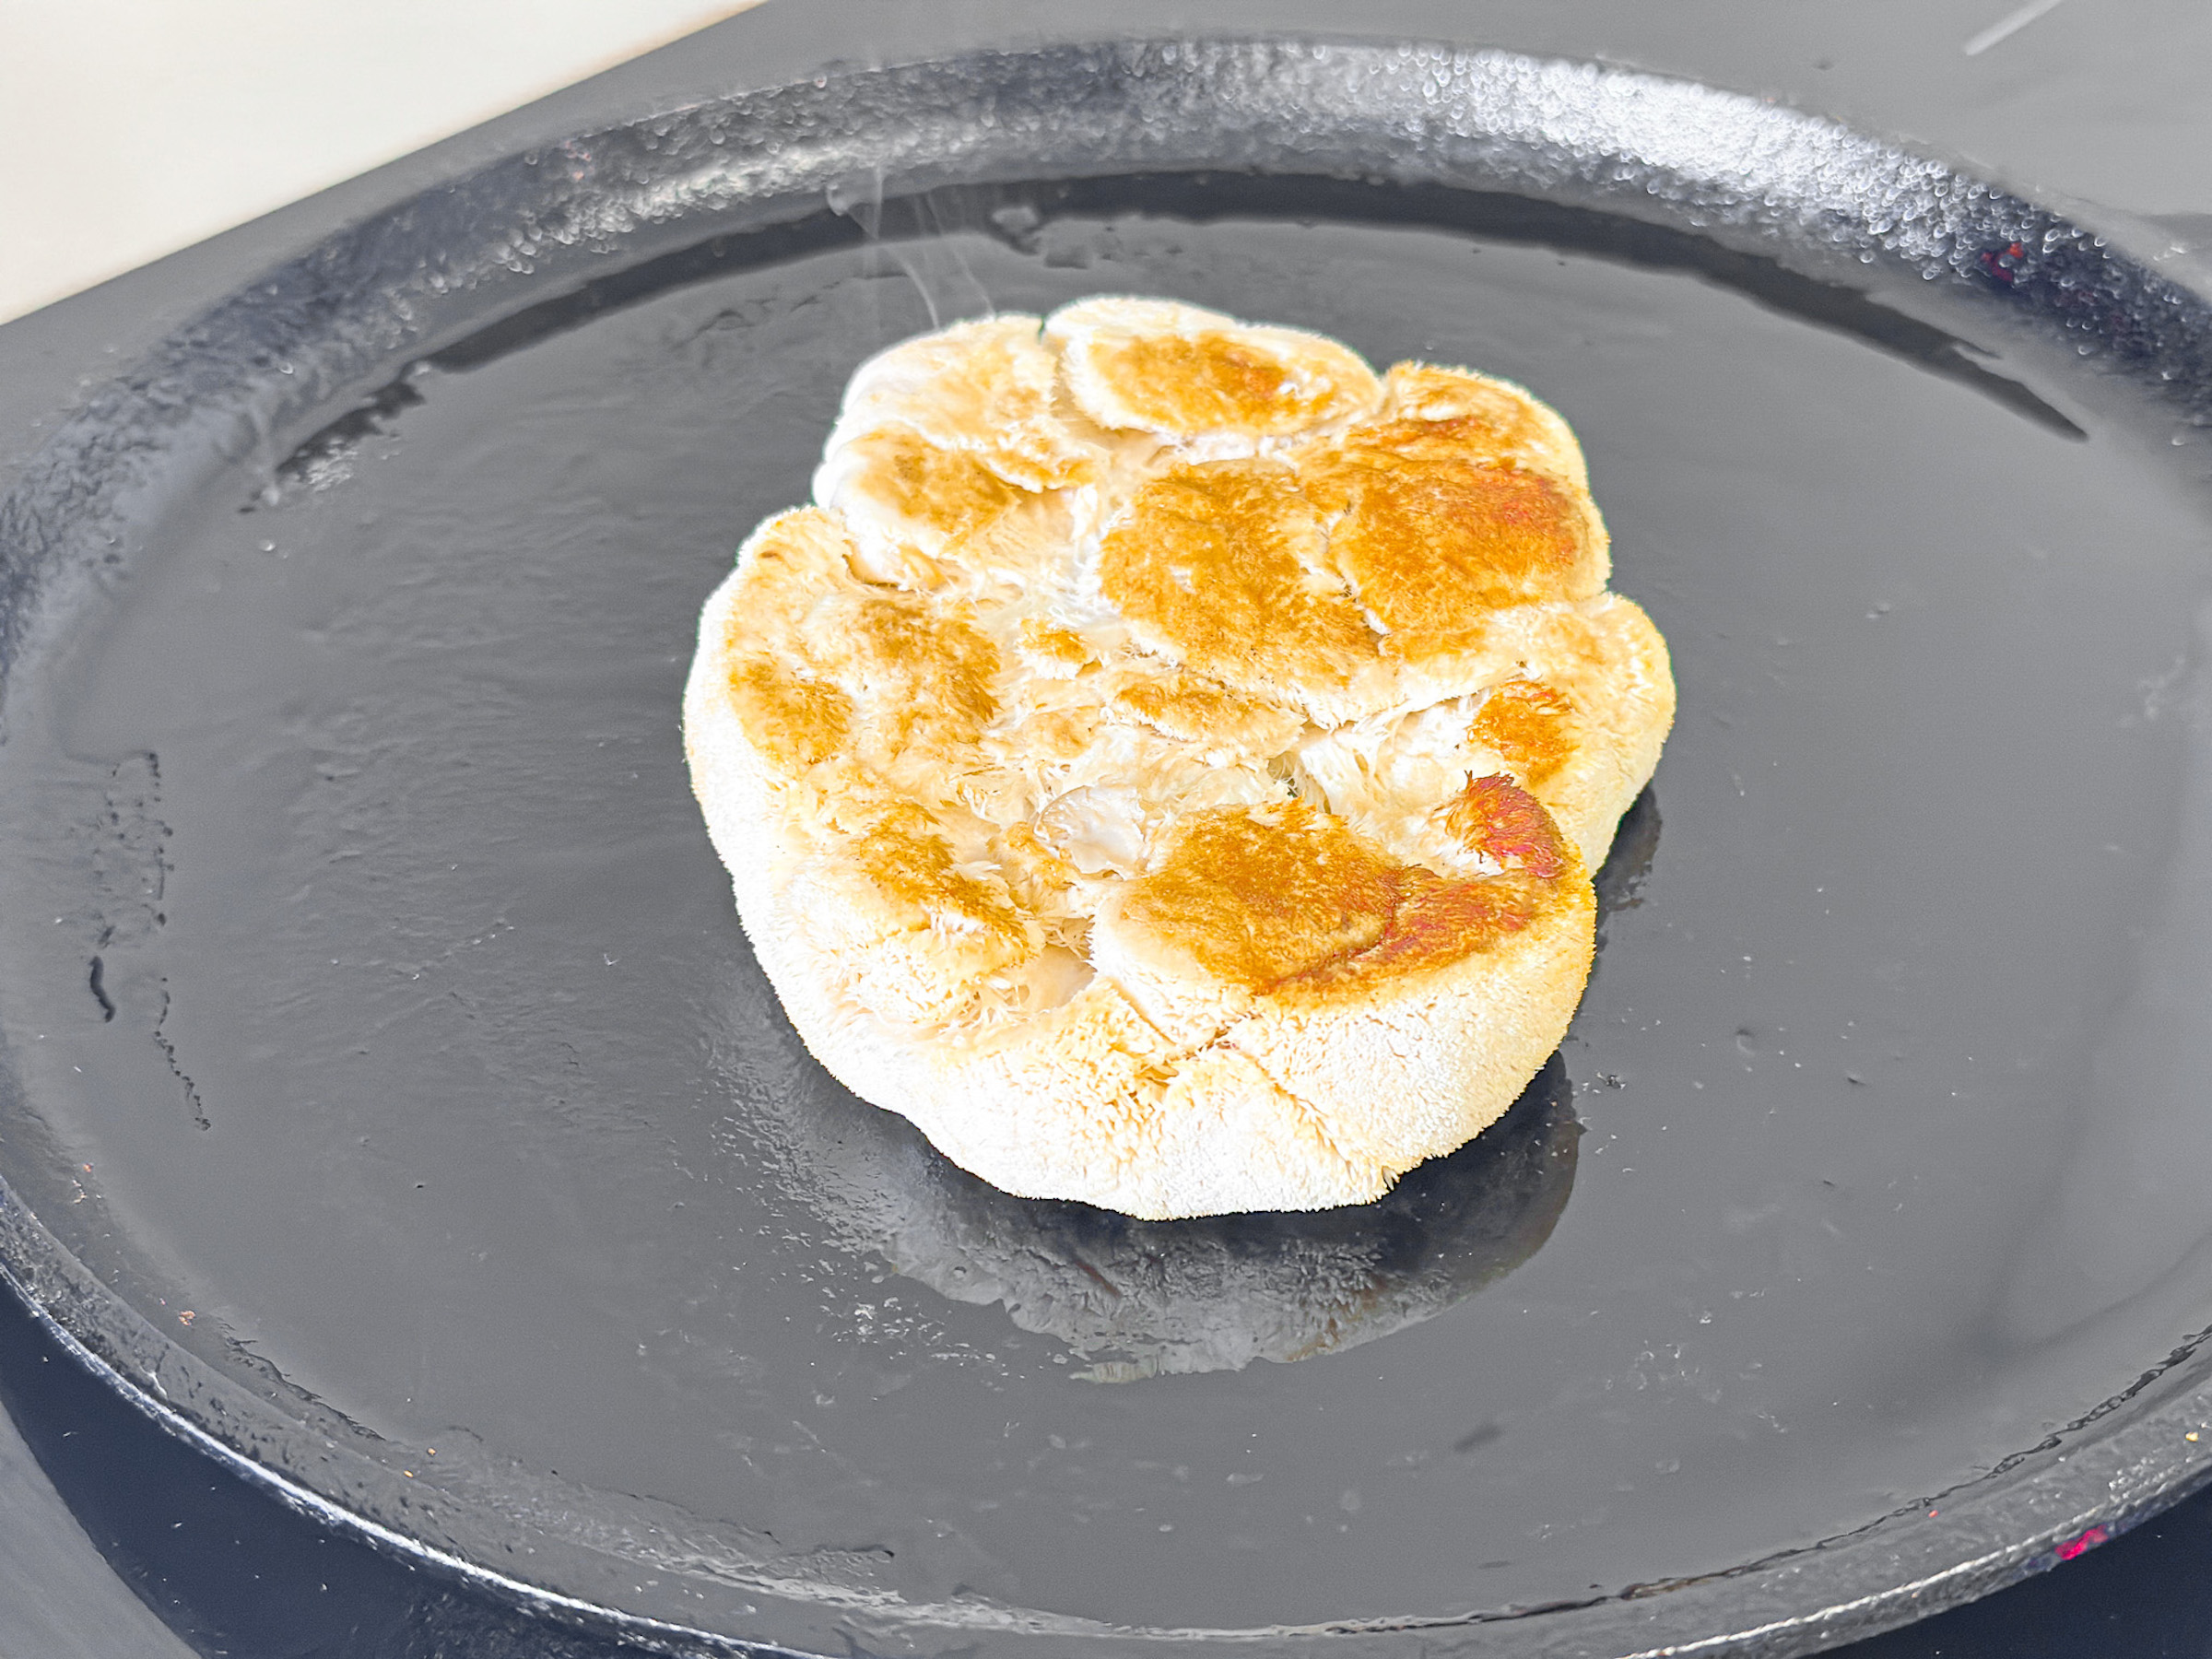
[3,35,2212,1659]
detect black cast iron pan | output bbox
[4,35,2212,1659]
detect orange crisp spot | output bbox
[1470,680,1576,787]
[1119,798,1558,1001]
[1438,774,1571,879]
[1088,332,1347,436]
[724,656,852,773]
[840,427,1029,547]
[1098,460,1374,697]
[1312,453,1590,658]
[1282,865,1547,995]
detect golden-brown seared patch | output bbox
[1333,417,1523,466]
[1117,801,1398,992]
[1046,299,1384,439]
[846,801,1031,953]
[837,315,1100,491]
[1098,459,1373,696]
[1117,797,1565,1002]
[1470,679,1576,787]
[1105,667,1305,749]
[724,656,852,774]
[712,509,1004,780]
[822,591,1002,756]
[1016,618,1095,678]
[1081,331,1348,436]
[1308,453,1595,660]
[835,427,1030,553]
[1278,866,1549,996]
[1371,363,1554,459]
[793,798,1046,1029]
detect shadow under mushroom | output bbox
[863,1056,1580,1381]
[724,783,1660,1380]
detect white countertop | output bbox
[0,0,758,325]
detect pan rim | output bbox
[4,31,2212,1658]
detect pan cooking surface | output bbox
[4,43,2212,1657]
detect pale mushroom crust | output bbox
[684,300,1675,1218]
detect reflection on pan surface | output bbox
[768,1057,1579,1382]
[741,794,1665,1381]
